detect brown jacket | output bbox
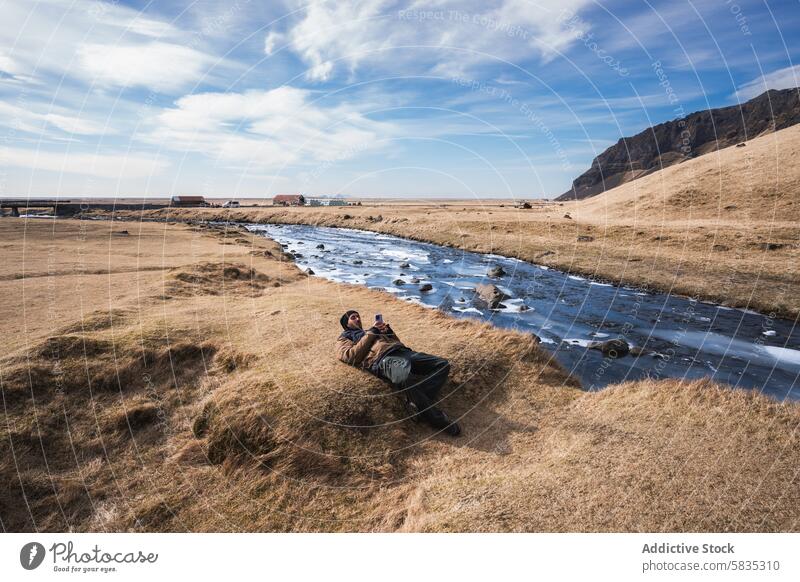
[337,327,406,370]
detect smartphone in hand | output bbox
[374,314,387,334]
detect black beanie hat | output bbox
[340,310,358,330]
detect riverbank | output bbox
[93,202,798,320]
[81,125,800,319]
[2,217,799,532]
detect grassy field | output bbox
[97,124,800,319]
[1,217,798,532]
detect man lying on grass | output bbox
[337,310,461,437]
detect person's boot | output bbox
[427,408,461,437]
[403,397,423,423]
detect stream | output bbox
[247,223,800,400]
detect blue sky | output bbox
[1,0,798,199]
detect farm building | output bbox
[171,195,208,207]
[272,194,306,206]
[307,198,347,206]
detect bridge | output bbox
[0,199,72,216]
[0,199,168,216]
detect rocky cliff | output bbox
[556,88,800,201]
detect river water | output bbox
[247,223,800,400]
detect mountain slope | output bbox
[557,88,800,201]
[573,121,800,222]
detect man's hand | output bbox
[374,321,389,333]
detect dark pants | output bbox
[374,347,450,423]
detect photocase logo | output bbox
[20,542,46,570]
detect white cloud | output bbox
[287,0,385,81]
[86,4,181,38]
[278,0,593,81]
[0,102,111,136]
[148,87,394,167]
[77,42,213,92]
[264,31,284,55]
[0,51,19,75]
[1,0,214,93]
[42,113,109,135]
[736,65,800,100]
[1,147,168,178]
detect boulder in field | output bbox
[419,283,433,292]
[756,242,787,251]
[316,244,325,249]
[393,279,405,286]
[400,262,410,268]
[488,265,506,278]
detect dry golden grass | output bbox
[97,125,799,318]
[1,217,798,532]
[403,379,800,532]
